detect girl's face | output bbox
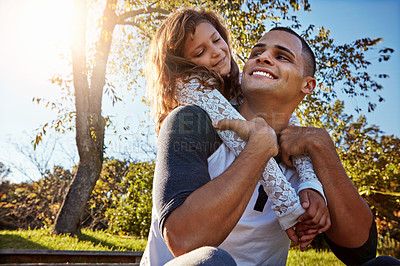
[183,22,231,76]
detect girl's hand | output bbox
[213,117,279,158]
[296,189,331,251]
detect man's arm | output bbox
[279,126,374,248]
[159,108,278,257]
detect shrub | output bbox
[0,159,155,238]
[0,166,72,230]
[82,159,130,230]
[106,161,154,237]
[377,230,400,258]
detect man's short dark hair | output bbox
[269,27,316,77]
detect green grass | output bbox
[287,248,344,265]
[0,229,357,265]
[0,228,146,251]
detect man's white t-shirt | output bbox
[140,106,324,265]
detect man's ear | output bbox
[301,77,316,95]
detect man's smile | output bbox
[250,68,278,79]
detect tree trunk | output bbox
[52,157,103,234]
[53,0,116,235]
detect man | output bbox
[215,27,379,265]
[141,27,397,265]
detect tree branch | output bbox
[235,52,246,65]
[117,21,152,39]
[117,6,170,24]
[117,21,141,27]
[90,0,118,115]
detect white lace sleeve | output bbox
[288,115,325,201]
[176,78,304,230]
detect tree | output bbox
[338,115,400,242]
[39,0,393,235]
[0,162,11,183]
[52,0,169,235]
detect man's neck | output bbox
[239,98,294,134]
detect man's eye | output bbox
[277,55,289,61]
[251,51,262,58]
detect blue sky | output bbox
[295,0,400,136]
[0,0,399,183]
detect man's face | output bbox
[242,30,307,103]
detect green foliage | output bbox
[106,161,154,237]
[308,27,386,105]
[0,167,72,230]
[336,113,399,242]
[32,73,75,150]
[0,159,155,239]
[83,159,130,230]
[82,159,155,237]
[298,98,400,243]
[378,233,400,258]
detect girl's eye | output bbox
[196,50,204,57]
[213,38,220,43]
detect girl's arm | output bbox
[177,78,305,231]
[162,108,278,257]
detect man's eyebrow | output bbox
[275,44,295,58]
[251,43,296,58]
[251,43,266,49]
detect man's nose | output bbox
[257,51,274,65]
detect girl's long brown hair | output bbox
[145,8,240,134]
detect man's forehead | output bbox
[253,30,302,51]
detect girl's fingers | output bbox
[213,119,250,140]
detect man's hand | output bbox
[296,189,331,251]
[279,125,331,167]
[213,117,279,158]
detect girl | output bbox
[143,8,328,265]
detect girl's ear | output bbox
[301,76,316,95]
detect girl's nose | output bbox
[211,45,222,57]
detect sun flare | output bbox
[2,0,74,98]
[17,0,73,64]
